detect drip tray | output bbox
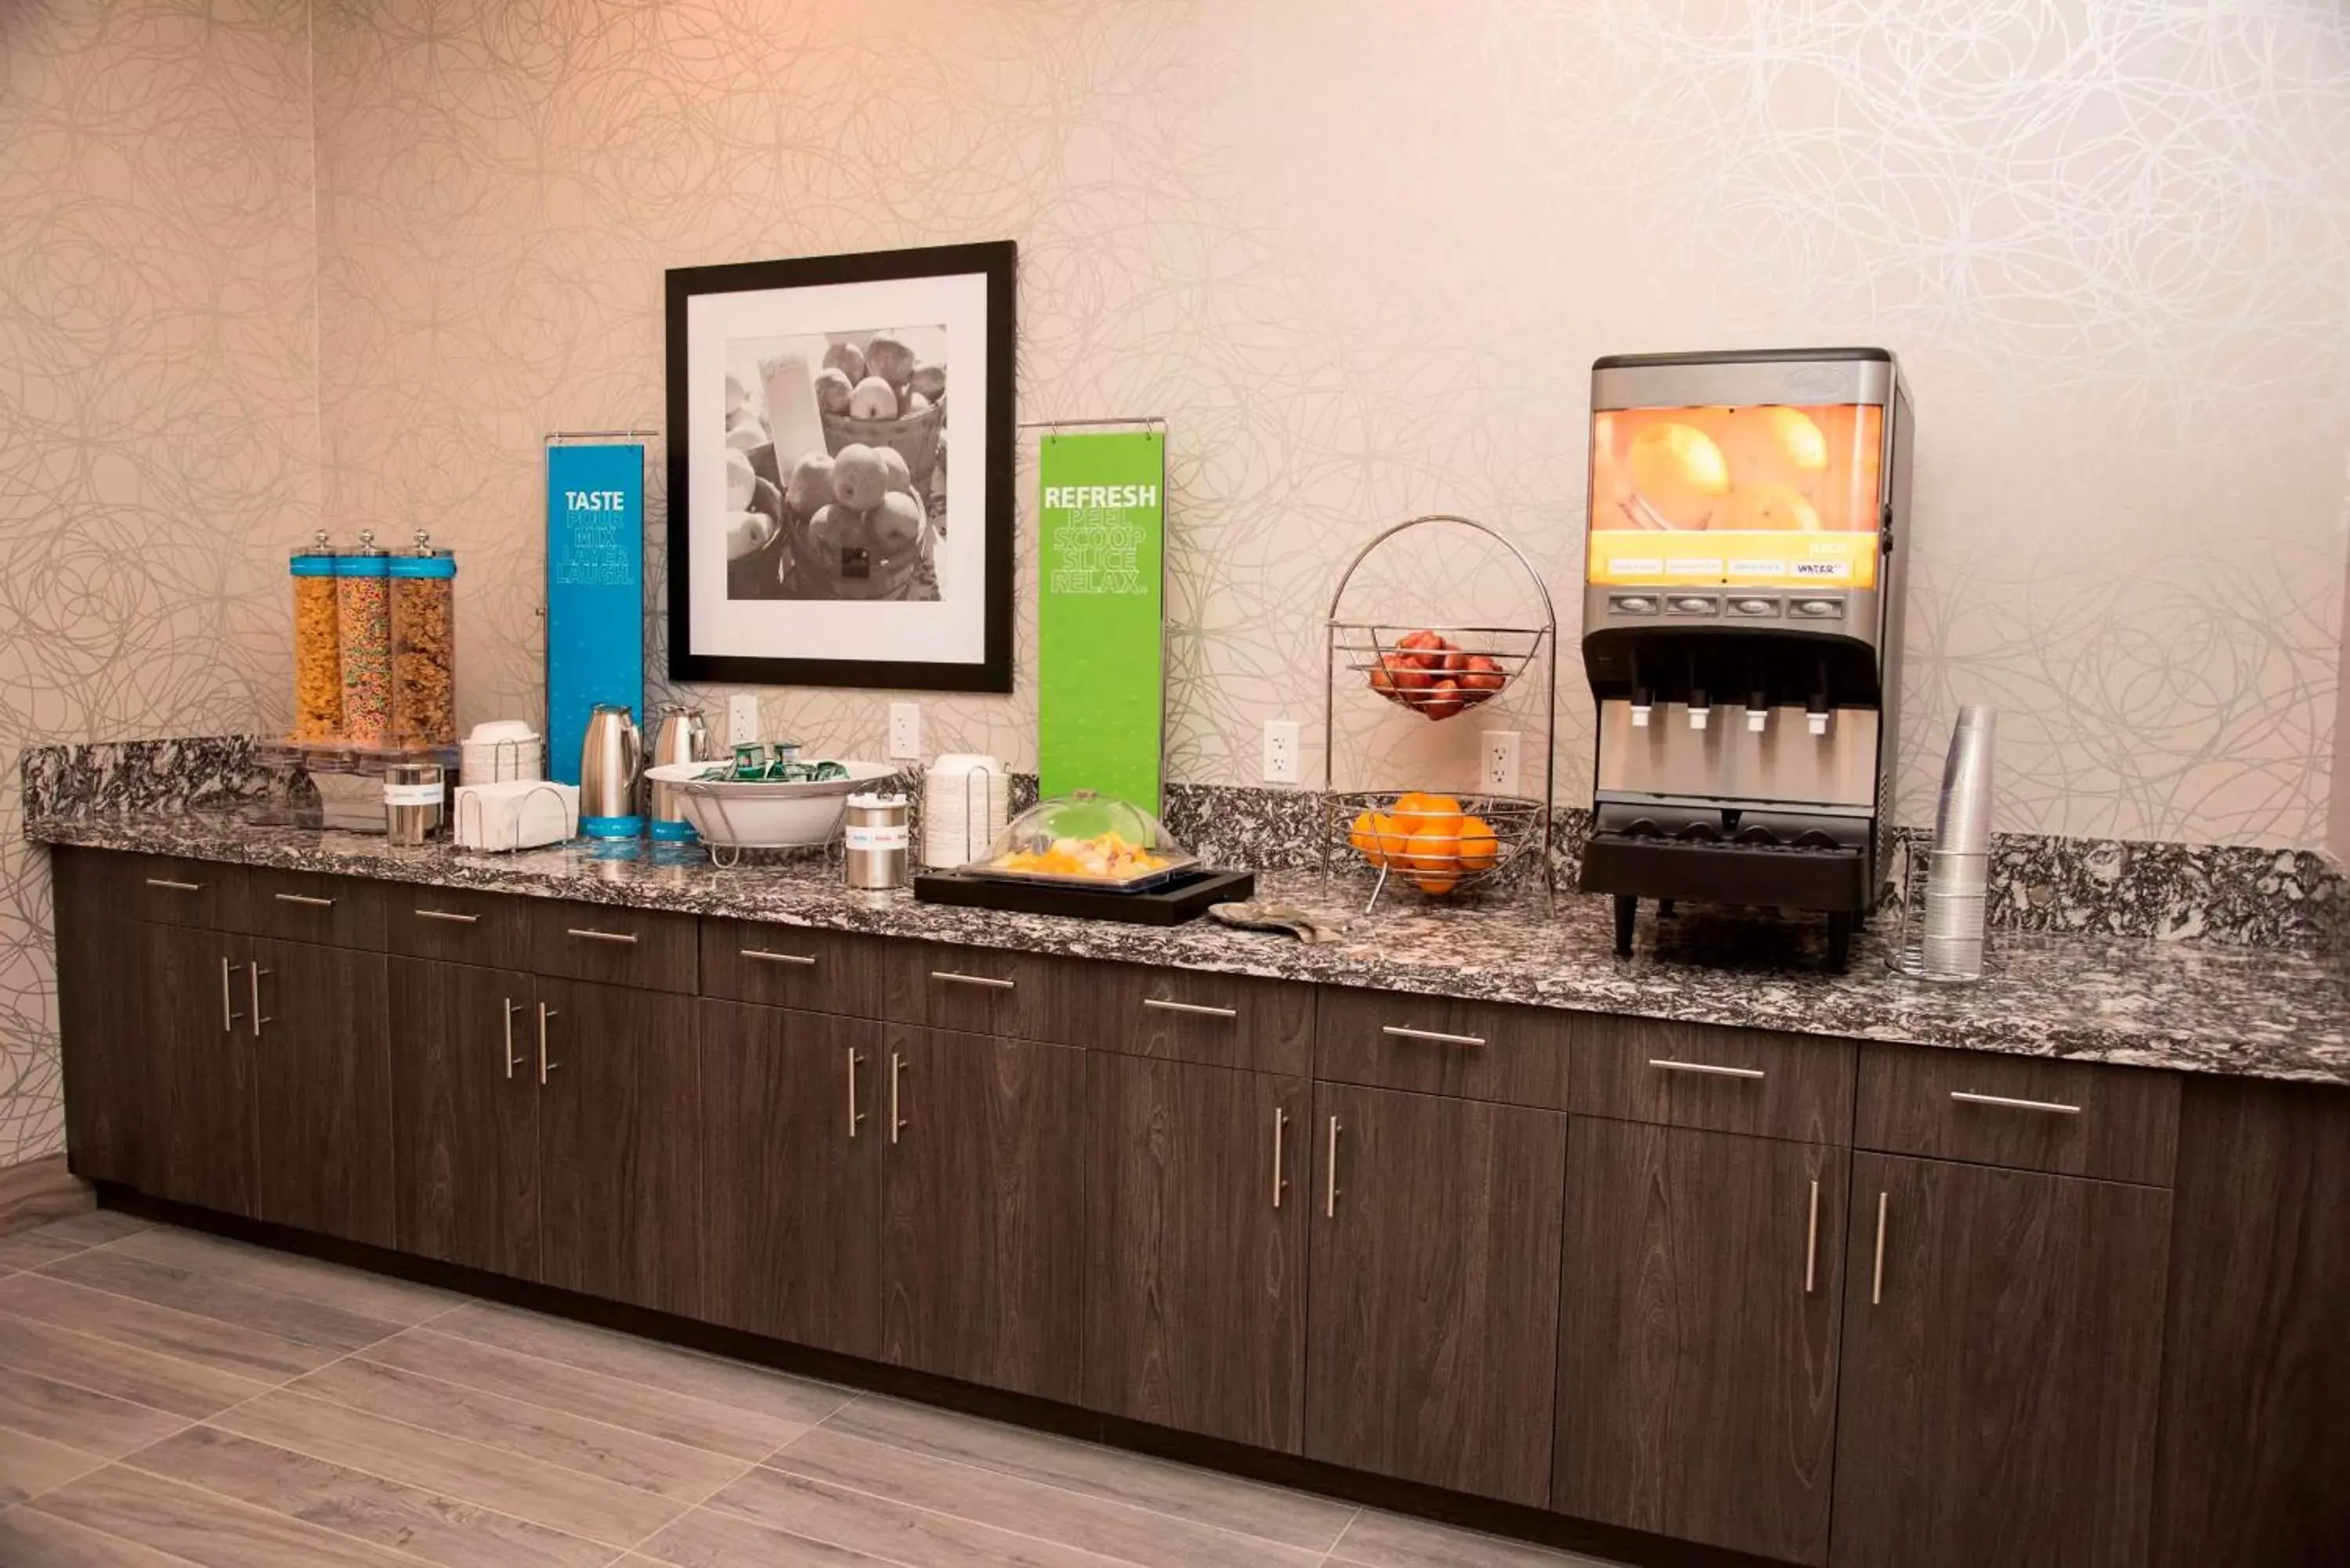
[1578,833,1868,912]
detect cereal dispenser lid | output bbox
[334,528,389,575]
[389,527,456,578]
[290,530,336,576]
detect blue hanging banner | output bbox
[545,440,645,787]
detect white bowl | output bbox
[643,759,898,849]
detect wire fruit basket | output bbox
[1321,515,1557,909]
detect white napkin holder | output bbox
[454,781,578,852]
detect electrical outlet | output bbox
[726,695,760,746]
[1262,720,1301,785]
[1482,728,1522,797]
[888,702,923,761]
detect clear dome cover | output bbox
[964,789,1196,890]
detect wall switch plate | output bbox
[1482,729,1521,797]
[726,695,760,747]
[888,702,923,761]
[1262,720,1300,784]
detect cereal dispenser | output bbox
[1577,348,1913,970]
[389,529,457,749]
[287,532,341,742]
[334,530,392,750]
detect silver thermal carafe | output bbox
[578,703,642,840]
[1576,348,1914,970]
[648,703,708,844]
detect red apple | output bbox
[1421,678,1465,721]
[1459,653,1506,696]
[1394,629,1448,670]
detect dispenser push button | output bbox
[1610,595,1660,616]
[1666,595,1719,616]
[1789,597,1846,620]
[1729,597,1779,617]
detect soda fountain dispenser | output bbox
[1577,348,1913,970]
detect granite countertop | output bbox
[27,811,2350,1089]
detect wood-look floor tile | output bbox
[0,1364,188,1458]
[703,1462,1128,1568]
[0,1273,337,1382]
[363,1328,808,1461]
[825,1395,1355,1554]
[214,1388,692,1548]
[27,1212,150,1248]
[125,1425,615,1568]
[0,1505,196,1566]
[39,1248,406,1353]
[0,1232,92,1271]
[0,1316,270,1420]
[0,1428,107,1507]
[105,1227,456,1327]
[766,1426,1322,1568]
[31,1464,425,1567]
[433,1302,851,1427]
[636,1502,906,1566]
[1330,1508,1620,1568]
[291,1354,745,1502]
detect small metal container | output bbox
[383,761,446,846]
[842,792,910,890]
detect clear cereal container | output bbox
[389,529,457,749]
[288,532,342,742]
[334,530,392,749]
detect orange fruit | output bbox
[1348,810,1386,866]
[1413,872,1460,895]
[1391,791,1434,818]
[1372,813,1413,862]
[1458,817,1499,873]
[1625,421,1730,529]
[1402,819,1462,876]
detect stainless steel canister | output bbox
[383,761,446,846]
[648,703,707,842]
[842,792,910,890]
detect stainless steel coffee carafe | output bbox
[579,703,642,839]
[649,703,708,842]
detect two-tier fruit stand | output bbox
[1321,515,1557,909]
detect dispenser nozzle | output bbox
[1807,710,1831,737]
[1747,707,1768,733]
[1688,704,1710,732]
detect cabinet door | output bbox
[54,850,144,1183]
[1085,1057,1309,1451]
[1554,1118,1846,1565]
[138,923,255,1215]
[880,1026,1086,1400]
[700,1001,881,1357]
[250,940,393,1248]
[1832,1154,2170,1568]
[536,978,701,1319]
[389,959,539,1278]
[1304,1082,1567,1507]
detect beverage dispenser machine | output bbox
[1578,348,1912,970]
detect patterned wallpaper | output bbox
[0,0,319,1166]
[4,0,2349,1167]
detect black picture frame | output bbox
[664,240,1017,692]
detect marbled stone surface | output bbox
[24,808,2348,1088]
[19,737,287,821]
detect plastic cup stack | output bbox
[1922,706,1995,979]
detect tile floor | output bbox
[0,1211,1621,1567]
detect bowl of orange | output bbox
[1344,790,1515,897]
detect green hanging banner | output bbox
[1037,429,1166,812]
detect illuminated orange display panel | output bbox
[1587,403,1884,590]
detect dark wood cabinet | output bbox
[879,1024,1086,1401]
[699,1001,882,1357]
[1831,1153,2170,1568]
[1085,1056,1309,1451]
[1553,1118,1846,1564]
[389,957,540,1279]
[249,939,393,1248]
[534,977,701,1318]
[53,849,144,1184]
[137,923,256,1216]
[2153,1078,2350,1568]
[1304,1081,1567,1507]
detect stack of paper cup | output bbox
[1922,706,1995,978]
[923,753,1009,869]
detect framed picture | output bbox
[665,240,1016,692]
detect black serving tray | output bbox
[913,867,1256,925]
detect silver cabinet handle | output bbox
[1271,1107,1289,1209]
[146,877,202,892]
[567,927,638,945]
[272,892,334,908]
[743,948,817,967]
[1804,1178,1820,1295]
[502,999,525,1079]
[1870,1190,1889,1306]
[1380,1024,1485,1047]
[1648,1058,1766,1079]
[414,908,478,924]
[1144,997,1238,1020]
[931,970,1014,990]
[537,1003,559,1084]
[847,1049,866,1140]
[1950,1089,2081,1115]
[219,957,244,1031]
[1325,1116,1343,1217]
[889,1052,907,1143]
[248,964,271,1036]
